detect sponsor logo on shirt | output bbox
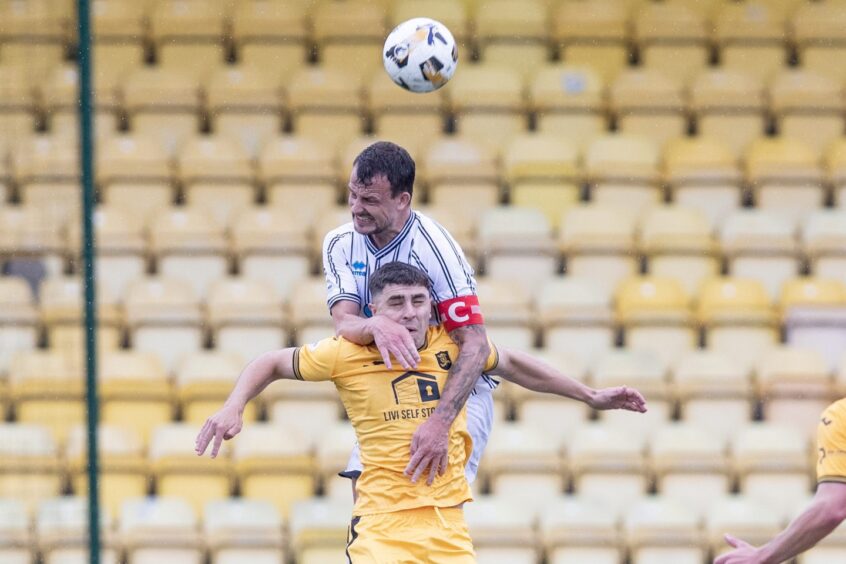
[351,261,367,277]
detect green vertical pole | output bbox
[76,0,101,562]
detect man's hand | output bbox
[195,403,244,458]
[404,417,450,486]
[369,315,420,370]
[588,386,648,413]
[714,534,766,564]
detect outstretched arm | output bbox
[715,482,846,564]
[194,348,296,458]
[331,301,420,370]
[490,348,647,412]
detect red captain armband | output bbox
[438,295,485,332]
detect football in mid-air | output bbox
[382,17,458,93]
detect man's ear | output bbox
[398,191,411,208]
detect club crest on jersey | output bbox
[391,372,440,404]
[435,351,452,370]
[351,261,367,276]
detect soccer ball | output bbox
[382,17,458,93]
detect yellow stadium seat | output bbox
[0,141,10,201]
[264,377,342,458]
[475,277,535,351]
[477,206,558,292]
[0,275,38,378]
[541,495,622,564]
[535,276,616,365]
[122,67,202,157]
[464,495,538,564]
[585,134,662,213]
[616,276,697,366]
[770,70,843,155]
[828,138,846,209]
[176,350,253,425]
[0,424,62,513]
[553,0,630,83]
[66,425,148,520]
[623,496,706,564]
[150,0,226,81]
[12,135,81,228]
[674,350,753,442]
[745,136,825,228]
[731,423,812,517]
[96,134,175,221]
[392,0,469,47]
[568,423,648,516]
[697,276,779,372]
[204,498,286,564]
[39,276,121,353]
[448,63,528,154]
[37,496,117,564]
[0,498,32,564]
[610,69,687,150]
[78,205,146,301]
[781,277,846,371]
[793,1,846,83]
[312,0,386,80]
[0,205,66,278]
[639,205,719,295]
[0,2,65,83]
[475,0,550,80]
[713,2,788,82]
[288,498,352,564]
[311,207,354,264]
[0,65,38,145]
[502,134,581,229]
[287,67,366,153]
[288,276,336,346]
[233,423,316,519]
[424,136,500,215]
[41,64,119,142]
[690,69,766,157]
[721,209,801,300]
[663,136,743,228]
[231,0,308,77]
[803,210,846,281]
[120,497,203,564]
[558,204,639,297]
[530,64,607,151]
[100,351,174,445]
[91,0,146,84]
[634,3,709,84]
[705,495,785,560]
[650,423,730,515]
[316,422,357,501]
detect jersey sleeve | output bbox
[322,229,361,311]
[817,404,846,484]
[293,337,340,382]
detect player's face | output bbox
[348,166,411,243]
[371,284,431,348]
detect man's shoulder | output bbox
[323,222,356,247]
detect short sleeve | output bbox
[293,337,340,382]
[322,229,361,311]
[817,406,846,484]
[483,339,499,372]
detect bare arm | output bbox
[716,482,846,564]
[331,300,420,369]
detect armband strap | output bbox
[438,295,484,332]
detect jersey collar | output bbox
[365,212,416,258]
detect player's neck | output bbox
[369,209,412,250]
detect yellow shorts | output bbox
[345,506,475,563]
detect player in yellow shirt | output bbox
[716,398,846,564]
[196,262,647,562]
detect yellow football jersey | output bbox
[294,325,499,516]
[817,398,846,484]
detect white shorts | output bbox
[341,376,497,484]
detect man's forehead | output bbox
[349,168,390,192]
[381,284,429,297]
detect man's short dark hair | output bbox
[369,262,430,297]
[352,141,415,198]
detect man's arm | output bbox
[715,482,846,564]
[331,301,420,369]
[194,348,295,458]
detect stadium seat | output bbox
[0,498,32,564]
[120,497,203,564]
[530,64,607,151]
[731,423,812,517]
[553,0,630,83]
[99,351,175,445]
[66,425,148,520]
[150,0,226,81]
[0,424,62,513]
[535,276,616,366]
[0,2,66,83]
[540,495,622,564]
[826,138,846,209]
[558,204,638,296]
[312,0,386,80]
[802,210,846,281]
[634,3,709,84]
[0,205,66,279]
[585,134,662,213]
[424,136,501,215]
[464,495,538,564]
[623,496,705,564]
[0,275,38,377]
[713,2,788,82]
[610,69,687,150]
[502,134,581,229]
[674,350,754,442]
[616,276,697,366]
[122,67,202,157]
[177,135,257,226]
[231,0,308,77]
[204,499,285,564]
[793,1,846,83]
[41,64,119,142]
[124,276,205,374]
[705,495,786,560]
[770,70,843,155]
[315,423,358,502]
[721,209,801,300]
[475,277,535,352]
[39,276,122,353]
[288,277,337,346]
[176,350,254,425]
[0,141,10,202]
[690,69,766,157]
[650,423,730,515]
[96,134,175,222]
[663,136,743,229]
[13,135,81,229]
[639,205,719,295]
[0,65,38,146]
[288,498,352,564]
[568,423,648,515]
[475,0,550,81]
[392,0,470,49]
[36,496,116,564]
[477,206,558,292]
[91,0,146,84]
[781,277,846,371]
